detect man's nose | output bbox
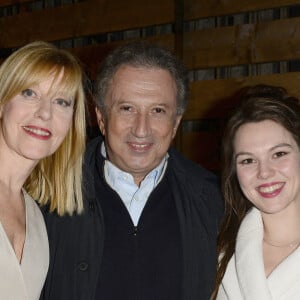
[132,113,151,137]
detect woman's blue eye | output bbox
[21,89,36,97]
[55,98,72,107]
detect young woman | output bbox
[213,84,300,299]
[0,41,86,299]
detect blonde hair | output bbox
[0,41,86,215]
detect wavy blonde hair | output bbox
[0,41,86,215]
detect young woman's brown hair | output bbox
[212,84,300,298]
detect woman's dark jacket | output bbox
[41,136,223,300]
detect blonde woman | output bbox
[0,41,86,299]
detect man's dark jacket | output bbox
[41,136,223,300]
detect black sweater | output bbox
[94,159,182,299]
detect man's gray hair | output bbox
[94,41,189,116]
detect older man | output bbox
[42,41,223,300]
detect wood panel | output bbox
[15,15,297,75]
[185,0,300,20]
[180,71,300,168]
[0,0,174,48]
[1,0,298,18]
[0,0,33,7]
[0,36,174,82]
[184,72,300,120]
[10,15,296,77]
[71,34,175,78]
[180,131,221,171]
[1,0,298,68]
[184,16,300,69]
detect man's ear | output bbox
[172,115,182,138]
[95,107,106,136]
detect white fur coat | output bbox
[217,207,300,300]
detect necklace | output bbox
[263,238,300,248]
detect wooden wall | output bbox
[1,0,300,170]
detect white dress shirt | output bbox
[101,142,168,226]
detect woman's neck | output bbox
[262,205,300,245]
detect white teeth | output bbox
[133,144,147,148]
[23,126,50,136]
[258,183,283,193]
